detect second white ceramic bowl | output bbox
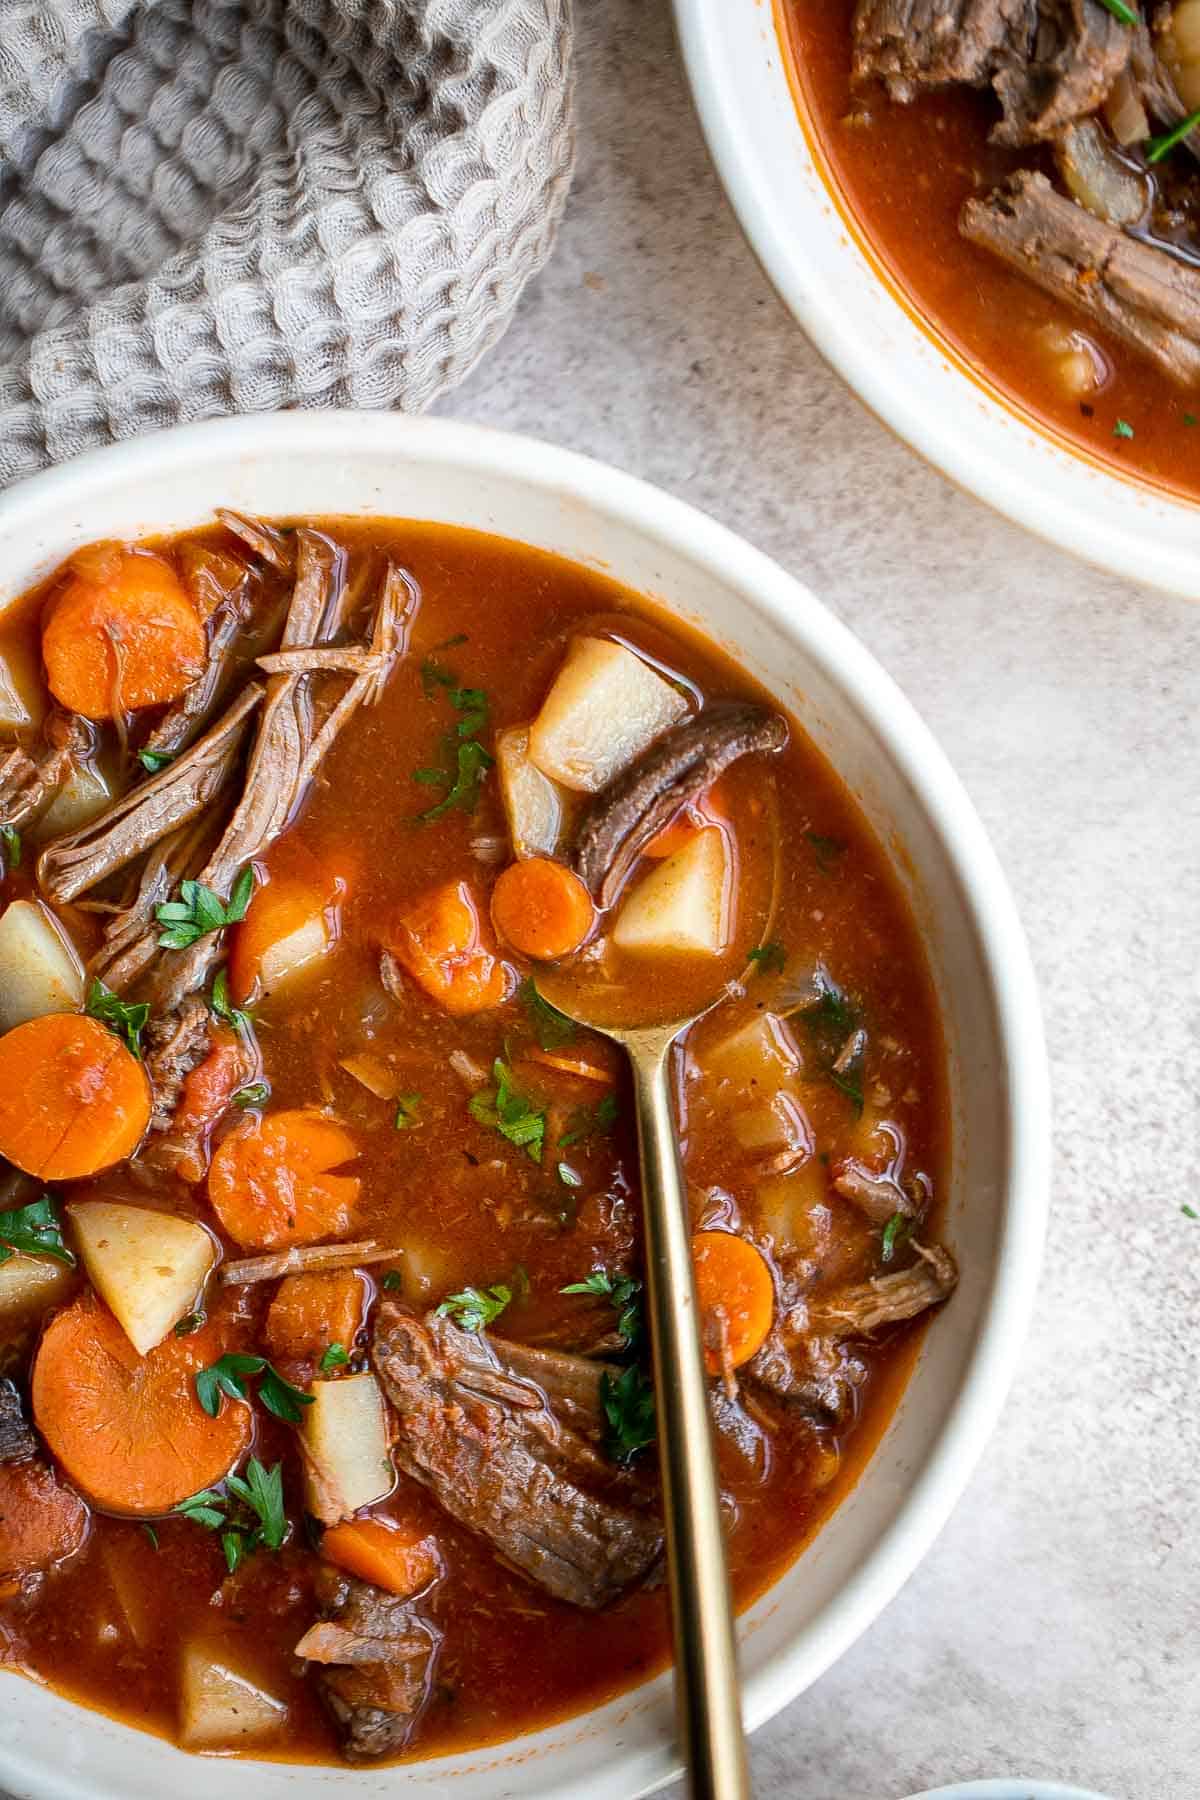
[0,414,1049,1798]
[673,0,1200,596]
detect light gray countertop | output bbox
[438,4,1200,1798]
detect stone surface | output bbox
[438,4,1200,1798]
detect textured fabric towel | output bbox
[0,0,574,488]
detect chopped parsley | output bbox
[519,976,577,1050]
[436,1284,512,1333]
[414,659,493,821]
[747,941,787,975]
[319,1342,350,1372]
[176,1458,287,1572]
[233,1081,270,1109]
[1185,413,1198,428]
[1182,1204,1198,1221]
[209,966,253,1035]
[141,1523,159,1550]
[381,1269,404,1292]
[469,1058,546,1163]
[156,866,255,950]
[1113,418,1135,440]
[0,1195,74,1267]
[1146,106,1200,163]
[829,1067,866,1117]
[174,1310,206,1337]
[137,748,174,775]
[561,1268,643,1349]
[195,1353,313,1425]
[805,831,845,873]
[394,1092,422,1131]
[880,1212,913,1263]
[559,1092,619,1148]
[1096,0,1136,22]
[84,978,150,1059]
[0,824,20,871]
[601,1364,656,1464]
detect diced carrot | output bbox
[691,1230,775,1374]
[31,1293,252,1514]
[42,546,206,719]
[524,1048,615,1085]
[321,1519,440,1598]
[265,1270,365,1369]
[0,1012,152,1180]
[228,872,342,1007]
[166,1028,250,1184]
[387,880,510,1017]
[208,1109,360,1251]
[0,1460,89,1577]
[490,857,596,961]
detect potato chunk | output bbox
[0,899,84,1032]
[31,762,113,843]
[68,1201,215,1356]
[528,637,689,793]
[0,643,44,733]
[179,1642,288,1748]
[0,1253,74,1320]
[496,726,567,858]
[704,1011,804,1092]
[612,828,730,955]
[300,1372,394,1525]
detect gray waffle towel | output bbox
[0,0,573,488]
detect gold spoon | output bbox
[536,780,779,1800]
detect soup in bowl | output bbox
[0,414,1047,1799]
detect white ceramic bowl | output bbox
[0,414,1049,1799]
[673,0,1200,596]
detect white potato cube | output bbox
[731,1091,813,1157]
[612,829,730,956]
[0,644,44,733]
[179,1643,288,1748]
[0,899,84,1032]
[0,1253,74,1320]
[704,1012,804,1093]
[755,1162,833,1256]
[32,762,112,843]
[69,1202,215,1356]
[528,637,689,793]
[300,1372,394,1525]
[258,912,329,997]
[496,726,566,858]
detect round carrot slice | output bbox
[208,1108,360,1251]
[490,857,596,961]
[32,1294,252,1515]
[42,546,206,719]
[0,1013,152,1180]
[691,1230,775,1374]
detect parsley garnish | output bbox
[1146,107,1200,163]
[174,1310,206,1337]
[880,1212,913,1263]
[1096,0,1136,22]
[829,1067,865,1117]
[415,660,493,821]
[1185,413,1198,428]
[805,831,845,873]
[194,1353,313,1425]
[394,1093,422,1130]
[416,740,494,821]
[381,1269,404,1291]
[747,941,786,975]
[0,824,20,871]
[233,1081,270,1109]
[469,1059,546,1162]
[0,1195,74,1266]
[84,978,150,1059]
[1113,418,1135,440]
[209,966,253,1035]
[176,1458,287,1572]
[562,1268,643,1348]
[141,1523,159,1550]
[519,976,577,1050]
[319,1342,350,1372]
[156,866,255,950]
[1182,1204,1198,1221]
[138,749,174,774]
[436,1284,512,1333]
[559,1092,619,1148]
[601,1364,656,1464]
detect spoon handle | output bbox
[629,1037,751,1800]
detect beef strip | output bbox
[0,1381,36,1465]
[147,1027,254,1179]
[144,994,212,1133]
[853,0,1131,144]
[574,702,788,907]
[808,1242,958,1335]
[216,510,295,575]
[297,1568,440,1762]
[833,1158,919,1224]
[36,684,262,905]
[89,815,223,995]
[961,168,1200,383]
[0,709,92,833]
[744,1326,867,1423]
[371,1304,662,1609]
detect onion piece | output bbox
[1056,120,1148,227]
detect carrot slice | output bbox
[490,857,596,961]
[691,1231,775,1374]
[265,1270,365,1368]
[208,1109,360,1251]
[228,872,342,1007]
[42,546,206,719]
[321,1519,440,1598]
[0,1460,89,1576]
[32,1293,252,1514]
[0,1012,152,1180]
[388,880,510,1017]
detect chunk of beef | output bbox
[216,510,295,575]
[0,709,92,834]
[854,0,1132,144]
[146,1028,254,1178]
[574,702,787,907]
[808,1242,958,1335]
[0,1381,36,1464]
[36,684,261,905]
[89,815,223,996]
[744,1327,867,1423]
[296,1568,440,1762]
[143,994,212,1133]
[961,169,1200,383]
[371,1304,662,1609]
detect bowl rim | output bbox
[0,414,1050,1797]
[671,0,1200,598]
